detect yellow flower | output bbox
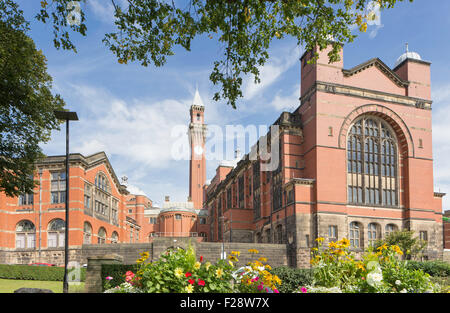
[258,257,267,263]
[340,238,350,248]
[215,268,224,278]
[140,251,150,259]
[248,249,259,254]
[185,284,194,293]
[265,264,272,271]
[204,262,211,270]
[228,255,239,262]
[228,260,234,267]
[136,257,144,264]
[174,267,183,279]
[231,251,241,256]
[194,262,201,270]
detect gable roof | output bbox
[342,58,409,88]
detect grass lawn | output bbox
[0,279,85,293]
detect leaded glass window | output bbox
[347,117,398,206]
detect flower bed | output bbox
[103,244,282,293]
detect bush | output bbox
[405,260,450,277]
[269,267,314,293]
[101,264,139,291]
[0,264,86,282]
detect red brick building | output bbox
[203,43,445,264]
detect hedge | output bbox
[101,264,139,291]
[405,260,450,277]
[0,264,86,282]
[269,266,314,293]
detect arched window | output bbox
[349,222,363,249]
[83,222,92,244]
[98,227,107,244]
[95,173,109,193]
[16,220,36,249]
[368,223,380,247]
[48,219,65,248]
[111,231,119,244]
[385,224,398,237]
[347,116,398,206]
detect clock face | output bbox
[194,145,204,155]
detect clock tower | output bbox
[188,88,207,209]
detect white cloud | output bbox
[269,84,300,112]
[242,45,302,101]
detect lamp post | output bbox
[54,110,78,294]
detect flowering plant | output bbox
[307,237,440,293]
[231,250,281,293]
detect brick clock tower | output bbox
[188,88,207,209]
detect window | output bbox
[347,116,398,206]
[368,223,379,246]
[276,225,283,244]
[419,231,428,242]
[98,227,107,244]
[175,214,182,220]
[328,225,338,242]
[385,224,398,237]
[349,222,362,249]
[149,217,157,224]
[19,193,34,206]
[95,173,109,192]
[83,222,92,244]
[48,219,65,248]
[51,172,66,204]
[111,231,119,244]
[84,184,92,209]
[199,217,206,224]
[16,220,35,249]
[112,199,118,224]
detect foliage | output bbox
[0,3,65,197]
[305,237,440,293]
[373,230,427,260]
[2,0,414,108]
[405,260,450,277]
[101,263,139,291]
[269,266,314,293]
[103,244,283,293]
[0,264,85,282]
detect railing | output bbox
[150,232,198,238]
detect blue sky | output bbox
[15,0,450,210]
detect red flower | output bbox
[200,256,203,262]
[188,279,195,285]
[198,279,205,286]
[185,272,192,278]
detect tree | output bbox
[29,0,413,108]
[0,1,66,197]
[374,230,427,260]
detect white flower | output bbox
[395,280,401,285]
[400,289,407,293]
[367,271,383,286]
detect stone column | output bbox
[84,254,123,293]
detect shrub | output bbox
[269,266,314,293]
[405,260,450,277]
[0,264,86,282]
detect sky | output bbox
[13,0,450,210]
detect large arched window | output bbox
[111,231,119,244]
[385,223,398,237]
[368,223,380,247]
[16,220,36,249]
[83,222,92,244]
[347,116,398,206]
[48,219,65,248]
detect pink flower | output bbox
[188,279,195,285]
[198,279,205,286]
[274,289,279,293]
[105,276,113,281]
[301,287,307,293]
[257,283,264,291]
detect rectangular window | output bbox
[328,225,338,241]
[19,194,34,206]
[51,172,66,204]
[419,231,428,242]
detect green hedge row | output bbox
[101,264,139,291]
[0,264,86,282]
[269,266,314,293]
[405,260,450,277]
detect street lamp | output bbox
[54,110,78,294]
